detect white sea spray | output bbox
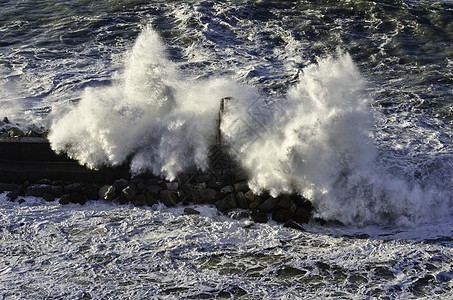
[49,27,250,180]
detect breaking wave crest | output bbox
[49,27,252,180]
[49,27,450,225]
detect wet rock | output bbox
[194,174,213,183]
[236,191,248,209]
[121,183,138,201]
[6,190,19,201]
[181,184,199,203]
[207,180,223,190]
[3,117,10,124]
[26,184,63,197]
[8,127,24,137]
[42,193,55,202]
[283,220,305,231]
[18,181,30,196]
[276,265,307,278]
[0,183,19,191]
[37,179,52,185]
[272,209,294,223]
[294,196,313,212]
[248,196,264,209]
[194,182,208,190]
[137,182,148,192]
[18,198,26,204]
[98,185,116,201]
[215,194,238,212]
[64,182,86,194]
[250,210,268,223]
[165,182,179,191]
[436,271,453,283]
[147,184,161,198]
[112,178,129,192]
[132,194,146,206]
[220,185,234,197]
[258,196,279,212]
[293,207,311,224]
[145,191,158,206]
[130,177,145,186]
[244,190,257,203]
[276,194,292,209]
[26,129,42,137]
[184,207,200,215]
[244,220,254,228]
[160,190,180,207]
[70,192,87,205]
[228,209,250,220]
[234,181,249,193]
[81,184,100,200]
[201,188,220,204]
[59,194,71,205]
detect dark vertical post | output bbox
[217,97,231,146]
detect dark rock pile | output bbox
[0,173,315,230]
[0,117,48,138]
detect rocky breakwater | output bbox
[1,173,315,230]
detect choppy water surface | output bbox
[1,0,453,298]
[1,196,452,299]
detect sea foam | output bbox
[49,27,449,225]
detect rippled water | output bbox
[1,0,453,298]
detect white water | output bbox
[1,193,452,299]
[48,27,451,226]
[49,27,251,180]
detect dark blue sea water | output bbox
[1,1,452,298]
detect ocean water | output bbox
[1,0,452,298]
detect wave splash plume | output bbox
[49,27,450,226]
[49,27,250,181]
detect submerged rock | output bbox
[283,220,305,231]
[184,207,200,215]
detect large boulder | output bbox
[201,188,220,204]
[70,192,87,205]
[121,183,138,201]
[250,210,268,223]
[98,185,116,201]
[236,192,248,209]
[215,194,238,213]
[132,194,146,206]
[272,209,294,223]
[258,197,279,212]
[26,184,63,197]
[160,190,180,207]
